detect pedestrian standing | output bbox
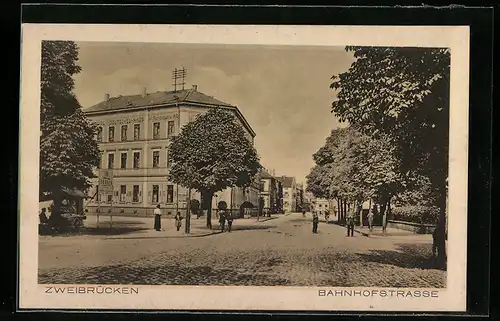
[226,212,234,232]
[324,209,330,224]
[346,206,355,237]
[367,210,374,231]
[153,205,162,231]
[302,209,306,218]
[174,212,183,231]
[312,211,319,233]
[218,209,227,232]
[39,208,49,224]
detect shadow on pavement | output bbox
[93,221,148,226]
[288,218,311,223]
[104,232,219,240]
[356,243,446,271]
[230,225,276,231]
[47,226,150,237]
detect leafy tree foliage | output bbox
[168,108,261,228]
[307,126,404,224]
[39,41,100,215]
[330,46,449,267]
[330,46,449,200]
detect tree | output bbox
[168,108,261,229]
[39,40,100,221]
[331,46,450,267]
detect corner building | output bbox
[84,86,260,217]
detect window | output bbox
[108,126,115,142]
[319,204,322,207]
[167,121,175,137]
[152,151,160,168]
[153,122,160,139]
[134,124,140,140]
[133,185,140,202]
[152,185,159,203]
[120,152,127,169]
[260,182,265,192]
[97,127,103,142]
[121,125,128,141]
[166,185,174,203]
[120,185,126,202]
[133,152,140,169]
[107,195,112,203]
[107,153,114,169]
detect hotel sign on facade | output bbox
[98,169,114,193]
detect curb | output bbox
[103,231,219,240]
[256,216,279,223]
[353,229,370,237]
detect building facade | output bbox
[259,168,283,214]
[279,176,296,213]
[312,198,330,214]
[84,86,259,216]
[295,183,304,211]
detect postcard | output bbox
[19,23,469,312]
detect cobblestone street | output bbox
[38,213,446,287]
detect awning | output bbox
[61,187,89,198]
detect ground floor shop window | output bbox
[120,185,126,202]
[152,185,159,203]
[166,185,174,203]
[133,185,140,202]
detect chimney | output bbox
[104,93,110,101]
[192,85,197,91]
[141,87,147,98]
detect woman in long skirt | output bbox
[153,204,162,231]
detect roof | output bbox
[83,88,256,137]
[84,88,233,113]
[278,176,295,188]
[260,170,275,180]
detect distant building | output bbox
[313,198,330,214]
[83,85,259,216]
[295,183,304,211]
[259,168,282,214]
[279,176,296,213]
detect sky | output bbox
[74,42,356,185]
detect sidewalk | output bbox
[330,221,432,241]
[50,214,282,240]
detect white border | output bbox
[19,24,469,311]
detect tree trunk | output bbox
[436,190,447,269]
[185,187,191,234]
[380,201,387,233]
[387,198,392,219]
[48,190,64,228]
[357,202,363,227]
[201,190,214,229]
[343,199,347,225]
[337,198,341,223]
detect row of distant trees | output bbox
[39,40,261,231]
[307,46,450,267]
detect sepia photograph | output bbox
[19,24,469,311]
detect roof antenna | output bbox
[172,67,187,92]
